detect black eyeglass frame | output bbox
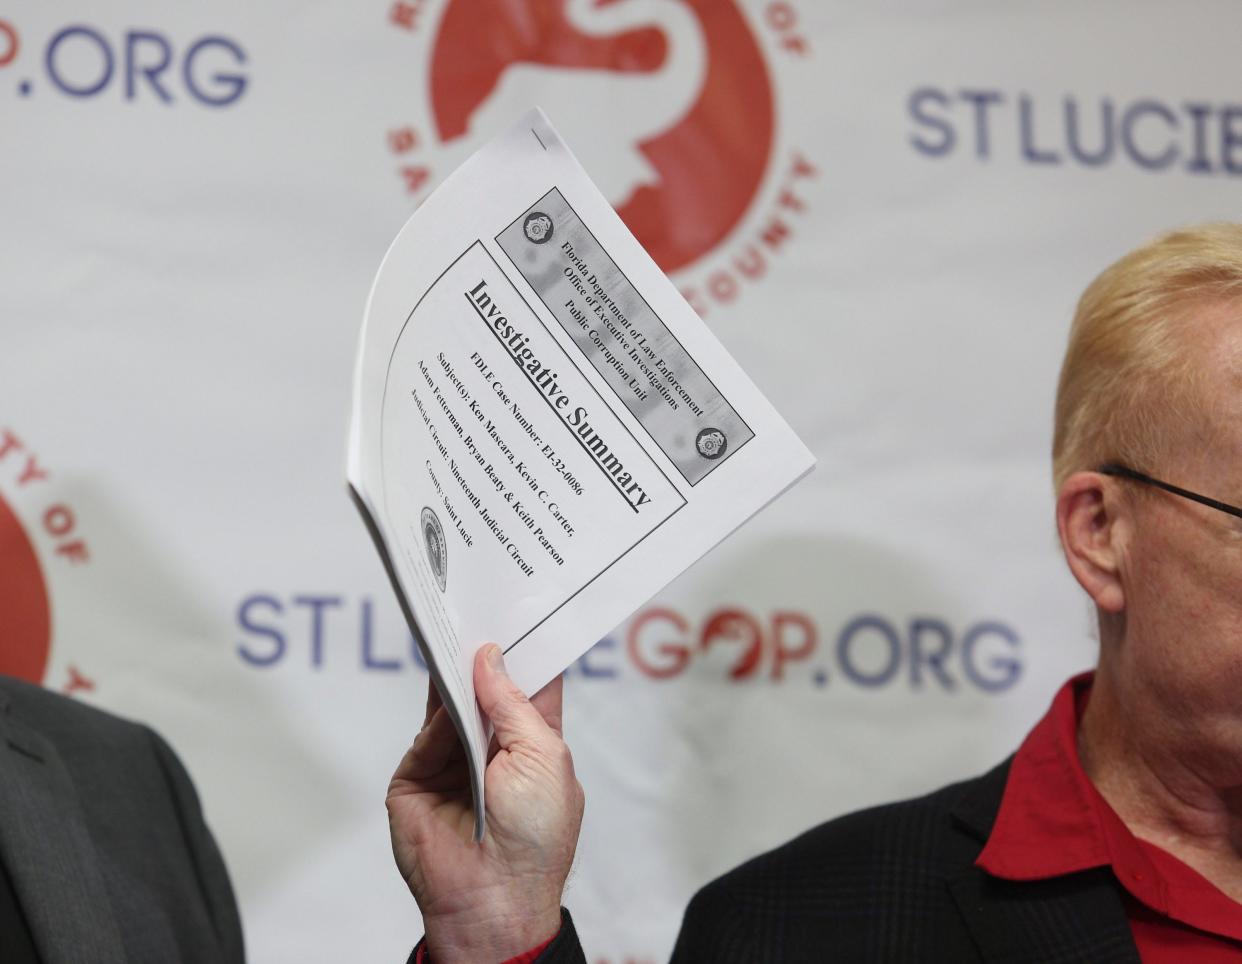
[1098,463,1242,521]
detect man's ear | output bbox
[1056,471,1126,613]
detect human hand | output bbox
[387,645,584,963]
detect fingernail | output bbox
[486,645,506,674]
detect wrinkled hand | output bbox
[387,645,584,963]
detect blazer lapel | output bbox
[947,866,1140,963]
[945,762,1141,964]
[0,691,128,964]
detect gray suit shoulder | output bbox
[0,672,145,732]
[0,673,246,962]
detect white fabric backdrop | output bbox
[4,1,1242,960]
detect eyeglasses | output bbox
[1098,463,1242,521]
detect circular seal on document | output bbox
[421,507,448,592]
[695,428,728,460]
[523,212,554,244]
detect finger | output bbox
[392,705,462,783]
[423,675,444,727]
[530,673,565,738]
[474,645,551,751]
[395,755,472,796]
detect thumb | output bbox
[474,645,548,750]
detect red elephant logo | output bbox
[429,0,775,273]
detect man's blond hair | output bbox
[1052,224,1242,491]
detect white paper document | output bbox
[347,109,814,839]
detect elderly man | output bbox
[386,224,1242,962]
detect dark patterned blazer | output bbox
[0,675,245,964]
[536,760,1141,963]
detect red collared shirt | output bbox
[978,673,1242,961]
